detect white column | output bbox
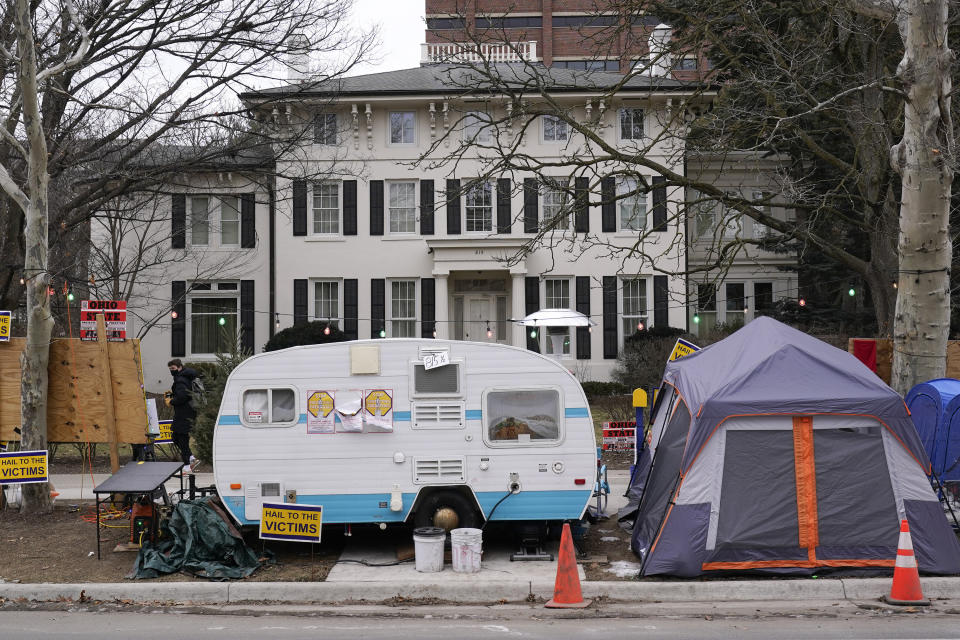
[435,274,449,339]
[511,273,526,347]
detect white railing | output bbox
[421,41,538,64]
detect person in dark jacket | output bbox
[166,358,199,472]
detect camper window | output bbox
[485,389,561,445]
[242,388,298,426]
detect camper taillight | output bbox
[230,483,242,490]
[574,479,586,485]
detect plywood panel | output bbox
[0,337,147,443]
[849,338,960,387]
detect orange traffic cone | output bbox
[545,523,591,609]
[883,519,930,606]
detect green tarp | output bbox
[129,496,266,580]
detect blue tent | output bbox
[905,379,960,482]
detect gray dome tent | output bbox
[628,317,960,576]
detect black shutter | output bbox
[240,193,256,248]
[369,180,383,236]
[496,178,512,234]
[602,276,617,359]
[343,180,358,235]
[654,275,668,328]
[601,176,616,232]
[574,177,589,233]
[446,179,461,235]
[371,279,385,338]
[420,180,435,235]
[343,279,358,340]
[525,276,540,351]
[171,280,186,357]
[576,276,591,360]
[294,279,308,326]
[240,280,255,352]
[293,180,307,236]
[171,194,186,248]
[652,176,667,231]
[421,278,435,338]
[523,178,539,233]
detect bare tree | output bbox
[0,0,373,513]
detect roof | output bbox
[241,63,694,101]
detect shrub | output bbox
[611,326,698,393]
[579,380,630,397]
[263,321,349,352]
[188,336,249,464]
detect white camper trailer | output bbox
[212,339,597,530]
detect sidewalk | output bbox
[48,472,215,501]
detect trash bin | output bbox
[413,526,445,572]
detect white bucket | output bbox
[412,526,446,573]
[450,527,483,573]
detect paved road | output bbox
[2,610,958,640]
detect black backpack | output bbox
[188,376,206,411]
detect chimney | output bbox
[287,33,311,82]
[648,24,672,77]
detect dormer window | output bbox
[314,113,337,145]
[389,111,416,145]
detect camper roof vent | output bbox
[413,362,460,395]
[412,402,465,429]
[413,457,465,484]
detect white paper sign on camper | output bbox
[336,389,364,432]
[423,351,450,370]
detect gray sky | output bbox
[349,0,426,75]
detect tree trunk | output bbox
[16,0,52,513]
[889,0,954,394]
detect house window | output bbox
[755,282,774,316]
[622,278,648,341]
[696,283,717,335]
[617,178,647,231]
[486,389,561,444]
[751,190,772,239]
[312,182,340,234]
[542,115,568,142]
[220,196,239,246]
[552,59,619,71]
[391,280,417,337]
[389,182,417,233]
[463,111,492,144]
[690,190,717,239]
[314,113,337,145]
[464,181,493,232]
[544,279,571,356]
[726,283,746,327]
[389,111,416,144]
[190,295,237,354]
[675,57,698,71]
[619,108,644,140]
[313,280,339,327]
[190,196,210,246]
[542,179,569,230]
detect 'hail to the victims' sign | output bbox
[259,503,323,543]
[0,450,49,484]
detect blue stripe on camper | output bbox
[565,407,589,418]
[475,490,591,520]
[223,493,419,525]
[465,409,482,420]
[394,411,411,422]
[298,414,307,424]
[218,415,241,425]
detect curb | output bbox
[2,577,959,605]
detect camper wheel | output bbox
[414,490,480,531]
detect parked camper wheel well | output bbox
[411,487,482,531]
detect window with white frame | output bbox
[690,189,718,239]
[544,279,571,356]
[621,278,648,341]
[391,280,417,337]
[542,115,569,142]
[220,196,239,246]
[725,282,746,326]
[464,181,493,232]
[389,111,416,144]
[190,196,210,246]
[751,190,772,239]
[617,178,647,231]
[541,179,569,229]
[755,282,775,316]
[388,182,417,233]
[463,111,492,143]
[674,57,698,71]
[720,191,743,238]
[314,113,337,145]
[313,280,340,327]
[695,283,717,335]
[312,182,340,234]
[619,108,644,140]
[189,284,238,354]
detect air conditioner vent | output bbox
[414,457,465,484]
[412,402,465,429]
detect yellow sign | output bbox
[0,310,10,342]
[308,391,334,418]
[155,420,173,445]
[0,450,48,484]
[364,389,392,416]
[259,502,323,543]
[669,338,701,362]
